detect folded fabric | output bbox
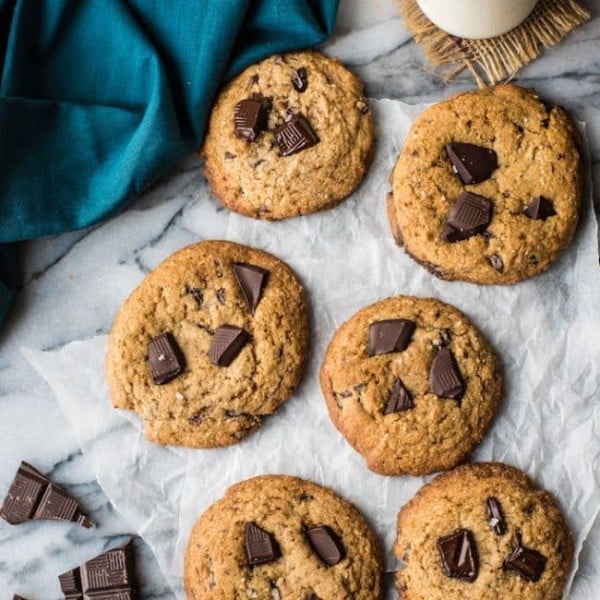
[0,0,339,243]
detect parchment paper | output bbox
[23,99,600,599]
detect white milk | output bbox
[416,0,538,39]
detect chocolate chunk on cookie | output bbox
[184,475,382,600]
[395,463,572,600]
[106,241,308,448]
[319,296,502,476]
[388,85,581,284]
[203,50,374,219]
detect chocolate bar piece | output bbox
[0,461,92,528]
[59,539,138,600]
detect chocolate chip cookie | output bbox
[184,475,382,600]
[319,296,502,476]
[106,240,308,448]
[202,50,374,219]
[395,462,573,600]
[387,84,582,284]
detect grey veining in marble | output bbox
[1,0,599,598]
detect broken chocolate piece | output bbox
[186,286,204,307]
[0,461,92,528]
[446,143,498,184]
[503,533,547,582]
[384,379,414,414]
[233,263,269,313]
[208,325,250,366]
[59,539,137,599]
[524,196,556,220]
[444,192,492,242]
[429,347,464,400]
[486,497,506,536]
[275,114,319,156]
[245,522,280,566]
[306,525,345,566]
[438,529,479,582]
[368,319,415,357]
[148,333,185,385]
[234,97,270,141]
[292,67,308,92]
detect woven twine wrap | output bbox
[399,0,590,87]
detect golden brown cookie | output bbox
[184,475,383,600]
[106,240,308,448]
[202,50,374,219]
[395,463,573,600]
[388,84,581,284]
[319,296,502,476]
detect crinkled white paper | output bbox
[23,100,600,600]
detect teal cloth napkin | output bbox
[0,0,339,323]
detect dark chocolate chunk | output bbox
[486,497,506,536]
[489,254,504,272]
[233,263,269,314]
[368,319,415,357]
[209,325,250,366]
[13,596,29,600]
[224,151,237,160]
[292,67,308,92]
[437,529,479,582]
[444,192,492,242]
[384,379,414,414]
[275,114,319,156]
[309,595,322,600]
[234,97,270,141]
[244,522,280,566]
[148,333,185,385]
[306,525,345,566]
[0,461,92,528]
[59,539,137,600]
[503,533,547,582]
[186,286,204,307]
[445,143,498,184]
[442,223,463,243]
[429,347,464,400]
[216,288,227,305]
[524,196,556,220]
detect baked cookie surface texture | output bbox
[185,475,382,600]
[395,462,573,600]
[319,296,502,476]
[388,84,581,284]
[203,50,374,219]
[106,240,308,448]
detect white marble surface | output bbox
[1,0,599,598]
